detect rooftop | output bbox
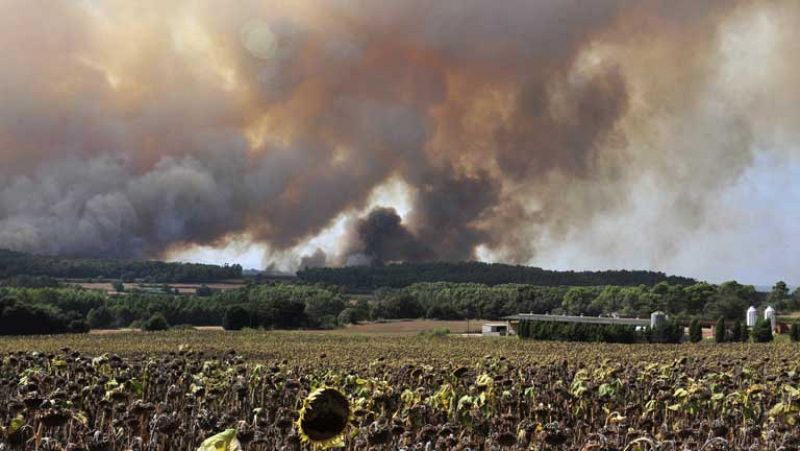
[504,313,650,326]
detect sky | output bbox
[0,1,798,285]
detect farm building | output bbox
[506,307,789,337]
[481,322,511,336]
[504,313,651,328]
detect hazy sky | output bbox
[0,1,798,285]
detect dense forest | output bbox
[366,281,794,322]
[297,262,697,290]
[1,279,795,335]
[0,284,347,334]
[0,249,242,282]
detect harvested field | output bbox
[337,319,487,335]
[68,280,246,295]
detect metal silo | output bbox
[765,306,776,331]
[746,306,758,328]
[650,311,666,329]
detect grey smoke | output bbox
[0,0,798,281]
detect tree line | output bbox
[1,279,797,336]
[0,249,242,282]
[516,319,687,344]
[0,283,347,335]
[518,315,783,344]
[517,321,640,343]
[297,262,697,290]
[363,280,794,322]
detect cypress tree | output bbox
[689,319,702,343]
[731,320,745,342]
[714,317,726,343]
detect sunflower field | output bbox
[0,330,799,450]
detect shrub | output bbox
[337,307,359,326]
[170,324,196,330]
[419,327,450,338]
[222,306,250,331]
[316,315,338,330]
[751,318,773,343]
[143,313,169,331]
[67,319,90,334]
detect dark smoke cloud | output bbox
[408,172,501,262]
[299,248,328,269]
[344,207,433,265]
[0,0,798,279]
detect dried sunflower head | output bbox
[297,387,351,449]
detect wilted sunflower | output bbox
[197,428,242,451]
[297,387,351,449]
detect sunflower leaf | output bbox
[197,428,242,451]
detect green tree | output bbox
[378,292,424,319]
[790,320,800,342]
[714,317,726,343]
[337,307,358,325]
[259,298,307,329]
[143,313,169,331]
[112,280,125,293]
[751,318,773,343]
[688,318,702,343]
[704,281,756,320]
[304,294,346,327]
[222,306,250,331]
[768,281,791,310]
[562,287,598,316]
[0,302,68,335]
[87,306,114,329]
[792,287,800,311]
[646,319,683,344]
[731,320,745,342]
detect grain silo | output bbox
[746,306,758,328]
[650,311,666,329]
[764,306,776,331]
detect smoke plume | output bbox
[344,207,432,265]
[1,0,799,280]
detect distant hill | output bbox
[0,249,242,283]
[297,261,697,290]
